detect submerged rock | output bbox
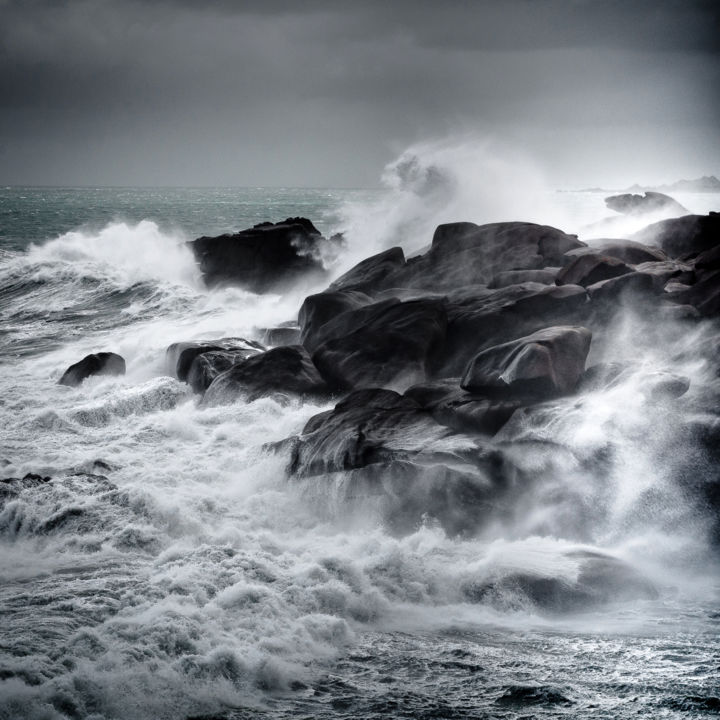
[58,352,125,387]
[460,326,592,397]
[189,217,331,291]
[203,345,329,404]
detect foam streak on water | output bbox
[1,181,719,719]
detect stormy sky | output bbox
[1,0,718,188]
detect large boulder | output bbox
[565,239,668,265]
[461,326,592,397]
[328,247,407,294]
[632,213,720,259]
[605,191,688,216]
[668,269,720,317]
[165,338,264,382]
[441,283,589,376]
[59,352,126,387]
[311,297,448,391]
[555,252,634,287]
[189,217,331,291]
[298,289,373,352]
[202,345,329,404]
[287,388,521,536]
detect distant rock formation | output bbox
[604,191,688,216]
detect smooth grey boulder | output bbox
[565,238,668,265]
[311,297,448,391]
[186,350,253,394]
[59,352,126,387]
[461,326,592,397]
[328,247,407,294]
[556,252,633,287]
[488,268,559,288]
[586,271,658,305]
[203,345,329,405]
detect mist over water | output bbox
[1,145,719,719]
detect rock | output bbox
[441,283,588,376]
[556,252,633,287]
[287,388,520,536]
[58,352,126,387]
[321,222,584,297]
[166,338,264,381]
[461,326,592,397]
[203,345,329,405]
[186,350,254,394]
[298,290,373,352]
[189,217,331,291]
[641,371,690,400]
[668,269,720,317]
[464,550,657,612]
[261,324,302,347]
[605,191,688,216]
[328,247,406,294]
[565,238,668,265]
[633,260,694,288]
[632,213,720,259]
[577,362,627,392]
[488,268,559,288]
[405,380,521,436]
[586,271,658,305]
[311,298,448,391]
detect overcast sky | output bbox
[1,0,718,188]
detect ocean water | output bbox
[1,175,720,720]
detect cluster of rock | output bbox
[59,211,720,552]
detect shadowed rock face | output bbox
[203,345,329,405]
[461,326,592,397]
[165,338,264,382]
[605,191,688,216]
[565,238,667,265]
[556,252,633,287]
[59,352,125,387]
[311,298,448,391]
[632,212,720,259]
[189,217,330,291]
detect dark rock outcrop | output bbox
[59,352,126,387]
[203,345,329,405]
[461,326,592,397]
[288,388,521,536]
[299,290,373,352]
[605,191,688,216]
[488,268,559,288]
[189,217,330,291]
[556,253,633,287]
[565,239,668,265]
[632,213,720,259]
[310,297,448,391]
[328,247,407,294]
[166,338,264,382]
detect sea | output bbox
[1,169,720,719]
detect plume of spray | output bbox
[332,135,572,274]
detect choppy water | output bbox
[1,167,720,719]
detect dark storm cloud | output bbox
[0,0,718,186]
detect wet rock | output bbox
[189,217,330,291]
[488,268,559,288]
[642,371,690,400]
[405,380,521,436]
[59,352,125,387]
[634,260,695,288]
[461,326,592,397]
[311,298,447,391]
[288,388,520,536]
[577,362,627,392]
[464,550,657,612]
[669,269,720,317]
[298,290,373,352]
[328,247,406,294]
[441,283,589,376]
[605,191,688,216]
[565,238,668,265]
[166,338,264,381]
[556,252,633,287]
[186,350,253,394]
[632,212,720,259]
[261,324,301,347]
[586,271,658,305]
[203,345,329,404]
